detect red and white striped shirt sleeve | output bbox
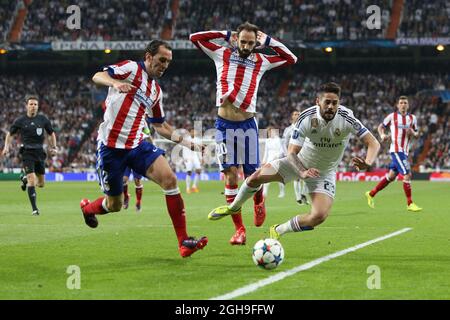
[189,30,230,60]
[262,37,298,70]
[382,113,393,127]
[103,60,134,80]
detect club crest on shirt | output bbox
[352,122,362,131]
[335,128,341,136]
[36,128,43,136]
[311,118,319,134]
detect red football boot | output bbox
[179,236,208,258]
[253,198,266,227]
[229,227,246,245]
[80,199,98,228]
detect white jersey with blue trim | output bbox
[289,105,370,174]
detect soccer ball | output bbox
[252,238,284,270]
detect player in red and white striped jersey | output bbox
[190,22,297,245]
[80,40,208,258]
[366,96,422,212]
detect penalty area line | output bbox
[210,227,412,300]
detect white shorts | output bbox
[269,157,336,199]
[184,157,201,172]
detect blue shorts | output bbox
[123,167,143,180]
[96,141,165,196]
[215,116,259,176]
[389,152,410,175]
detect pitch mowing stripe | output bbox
[210,227,412,300]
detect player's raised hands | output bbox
[113,82,136,93]
[300,168,320,179]
[352,156,371,171]
[256,31,268,47]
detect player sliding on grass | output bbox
[81,40,208,258]
[208,82,380,240]
[365,96,422,212]
[190,22,297,245]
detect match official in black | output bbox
[2,96,58,215]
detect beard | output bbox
[322,110,336,121]
[237,47,252,58]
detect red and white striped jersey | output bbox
[190,30,297,113]
[382,112,418,155]
[98,60,165,149]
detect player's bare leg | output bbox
[223,167,246,245]
[146,155,207,257]
[270,192,333,240]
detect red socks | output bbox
[136,186,143,204]
[83,197,108,215]
[165,193,188,246]
[123,184,129,200]
[403,181,413,205]
[370,177,391,197]
[225,184,244,231]
[253,187,264,204]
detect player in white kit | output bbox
[262,127,285,198]
[183,129,202,193]
[282,110,309,205]
[208,83,380,240]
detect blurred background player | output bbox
[183,129,202,194]
[80,40,208,258]
[282,110,309,205]
[122,125,152,212]
[366,96,422,212]
[190,22,297,245]
[262,127,285,198]
[1,96,58,215]
[208,83,381,241]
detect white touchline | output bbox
[210,227,412,300]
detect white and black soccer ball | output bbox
[252,238,284,270]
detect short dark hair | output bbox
[25,95,39,104]
[398,95,408,102]
[236,22,259,37]
[144,40,172,57]
[318,82,341,98]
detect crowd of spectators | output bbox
[0,1,17,41]
[398,0,450,38]
[1,71,448,173]
[174,0,391,41]
[0,75,98,173]
[11,0,450,42]
[20,0,170,41]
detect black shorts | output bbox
[20,148,46,175]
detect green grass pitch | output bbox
[0,180,449,299]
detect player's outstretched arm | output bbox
[377,123,389,142]
[48,132,58,157]
[1,132,12,156]
[352,133,381,171]
[153,122,204,152]
[92,71,135,93]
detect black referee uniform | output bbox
[9,114,54,214]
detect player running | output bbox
[208,83,381,240]
[282,110,309,205]
[80,40,208,258]
[190,22,297,245]
[2,95,58,216]
[365,96,422,212]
